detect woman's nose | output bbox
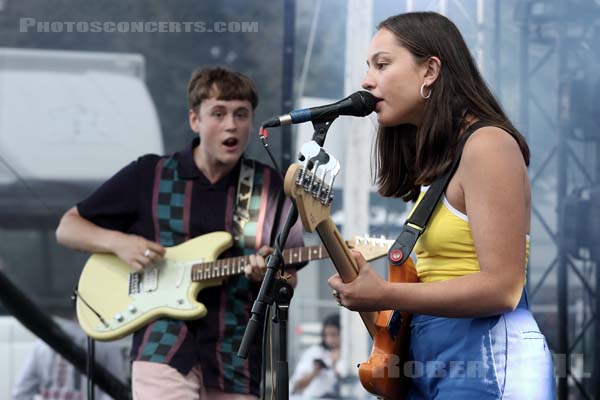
[362,73,375,91]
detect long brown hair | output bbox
[374,12,529,202]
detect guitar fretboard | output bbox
[191,245,329,281]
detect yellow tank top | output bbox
[409,186,529,283]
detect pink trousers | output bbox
[132,361,258,400]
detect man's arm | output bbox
[56,207,164,271]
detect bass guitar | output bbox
[283,141,418,400]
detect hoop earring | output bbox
[420,83,432,99]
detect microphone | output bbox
[262,91,378,128]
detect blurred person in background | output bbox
[290,314,342,399]
[12,308,126,400]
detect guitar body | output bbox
[358,258,419,400]
[76,232,232,341]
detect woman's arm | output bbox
[330,127,529,317]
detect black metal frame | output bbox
[517,1,600,398]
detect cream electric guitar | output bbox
[76,231,393,341]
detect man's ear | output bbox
[423,56,441,86]
[189,109,200,133]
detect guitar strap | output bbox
[388,120,489,266]
[232,157,265,252]
[232,157,255,245]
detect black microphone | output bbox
[262,91,378,128]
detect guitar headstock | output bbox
[284,141,341,232]
[346,235,394,262]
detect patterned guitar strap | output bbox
[223,157,268,391]
[232,157,270,251]
[232,157,257,248]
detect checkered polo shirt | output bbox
[77,138,305,396]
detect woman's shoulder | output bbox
[457,125,528,197]
[462,125,525,167]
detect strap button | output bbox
[389,249,403,263]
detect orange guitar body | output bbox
[358,258,418,400]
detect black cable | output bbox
[259,127,288,279]
[258,128,284,181]
[260,303,271,400]
[253,126,297,400]
[258,125,290,399]
[87,337,95,400]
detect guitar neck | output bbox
[315,219,378,338]
[191,245,329,282]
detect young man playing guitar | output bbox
[56,66,305,399]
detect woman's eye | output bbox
[376,63,387,70]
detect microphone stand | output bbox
[237,118,336,399]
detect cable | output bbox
[260,304,270,400]
[87,337,95,400]
[269,311,275,400]
[257,125,291,399]
[258,127,284,181]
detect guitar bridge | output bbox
[129,272,141,295]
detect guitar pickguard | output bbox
[90,259,200,334]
